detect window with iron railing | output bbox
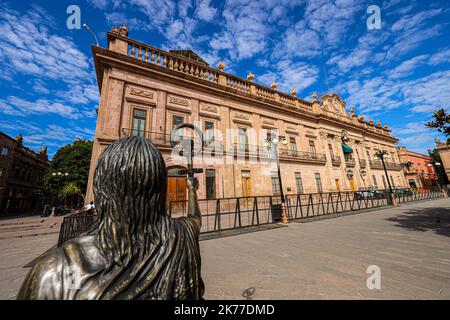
[238,128,249,151]
[204,121,215,146]
[172,115,184,143]
[132,109,147,137]
[290,137,298,156]
[309,140,316,155]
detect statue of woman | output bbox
[17,136,204,299]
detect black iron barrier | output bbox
[57,188,444,246]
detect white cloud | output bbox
[429,48,450,65]
[196,0,217,22]
[0,96,83,119]
[388,54,429,79]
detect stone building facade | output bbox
[86,27,406,204]
[0,132,49,215]
[436,140,450,183]
[397,146,437,188]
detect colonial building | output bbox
[0,132,49,215]
[436,140,450,183]
[397,146,437,188]
[86,26,406,204]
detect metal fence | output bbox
[285,190,391,219]
[57,187,445,246]
[57,214,97,247]
[169,195,283,233]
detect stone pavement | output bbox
[0,198,449,300]
[201,198,450,299]
[0,215,63,300]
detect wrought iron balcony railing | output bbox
[330,155,341,166]
[345,158,356,167]
[122,128,327,162]
[369,160,402,170]
[359,159,367,168]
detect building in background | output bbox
[397,146,437,189]
[86,26,406,204]
[0,132,49,215]
[436,140,450,184]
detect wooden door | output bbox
[167,177,187,213]
[241,171,252,207]
[349,178,357,192]
[335,179,341,192]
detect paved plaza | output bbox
[0,198,449,300]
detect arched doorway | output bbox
[167,167,187,215]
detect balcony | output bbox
[121,129,326,163]
[369,160,402,171]
[345,158,356,167]
[330,155,341,166]
[279,149,327,163]
[121,128,223,153]
[359,159,367,168]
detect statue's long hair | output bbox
[92,136,168,266]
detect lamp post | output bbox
[374,151,396,205]
[82,24,99,47]
[51,172,70,207]
[264,135,289,224]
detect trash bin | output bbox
[271,204,282,222]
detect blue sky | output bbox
[0,0,449,158]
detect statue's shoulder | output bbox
[17,235,104,300]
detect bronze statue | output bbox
[17,136,204,299]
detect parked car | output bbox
[354,190,387,200]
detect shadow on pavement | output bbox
[387,206,450,237]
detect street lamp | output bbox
[374,151,396,204]
[265,135,289,224]
[82,23,99,47]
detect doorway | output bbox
[349,178,357,192]
[241,170,252,206]
[167,168,187,214]
[335,179,341,192]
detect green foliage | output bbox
[62,182,81,197]
[44,139,93,196]
[426,108,450,136]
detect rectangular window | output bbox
[328,144,334,157]
[390,175,395,188]
[1,147,8,156]
[295,172,303,194]
[204,121,215,146]
[315,173,323,193]
[238,128,249,151]
[372,175,378,188]
[290,137,297,155]
[309,140,316,154]
[382,176,387,189]
[132,109,147,137]
[271,172,281,196]
[205,169,216,200]
[172,115,184,142]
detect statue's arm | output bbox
[187,177,202,228]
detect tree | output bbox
[62,182,85,203]
[426,108,450,137]
[44,139,93,200]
